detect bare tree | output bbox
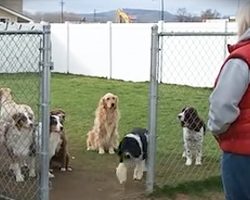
[176,8,189,22]
[201,9,221,21]
[176,8,202,22]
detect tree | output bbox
[176,8,189,22]
[176,8,202,22]
[201,9,221,21]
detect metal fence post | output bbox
[107,21,113,79]
[146,25,159,194]
[158,20,164,83]
[40,24,51,200]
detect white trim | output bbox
[0,5,33,22]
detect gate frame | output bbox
[0,24,52,200]
[146,24,236,193]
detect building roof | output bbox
[0,4,33,22]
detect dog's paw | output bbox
[133,173,143,181]
[185,159,192,166]
[133,174,143,181]
[60,167,66,172]
[195,160,202,165]
[16,174,24,182]
[67,167,73,172]
[29,169,36,177]
[98,148,105,154]
[133,169,143,181]
[116,163,127,184]
[108,148,115,154]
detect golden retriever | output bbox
[86,92,120,154]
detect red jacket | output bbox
[215,40,250,155]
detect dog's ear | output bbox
[117,142,122,156]
[98,96,106,109]
[12,113,22,122]
[51,109,66,122]
[181,107,187,112]
[115,95,119,103]
[0,88,10,101]
[12,113,24,129]
[189,107,198,116]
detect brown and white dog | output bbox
[49,113,64,178]
[177,107,206,166]
[86,92,120,154]
[4,112,36,182]
[50,109,72,172]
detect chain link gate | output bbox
[147,25,237,191]
[0,23,51,200]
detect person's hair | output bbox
[236,1,250,36]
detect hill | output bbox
[25,8,177,23]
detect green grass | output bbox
[152,176,223,199]
[0,72,223,198]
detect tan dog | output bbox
[86,92,120,154]
[0,87,34,123]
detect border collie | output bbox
[116,128,148,184]
[178,107,206,166]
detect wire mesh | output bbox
[0,24,43,200]
[155,31,237,187]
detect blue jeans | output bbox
[221,152,250,200]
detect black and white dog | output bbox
[116,128,148,184]
[177,107,206,166]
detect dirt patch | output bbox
[49,152,150,200]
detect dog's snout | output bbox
[124,152,131,159]
[111,103,115,107]
[60,126,64,131]
[177,114,182,119]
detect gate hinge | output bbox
[39,61,54,70]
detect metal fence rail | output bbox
[147,25,237,190]
[0,23,51,200]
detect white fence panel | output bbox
[50,21,237,87]
[51,23,68,73]
[68,23,110,78]
[111,23,153,82]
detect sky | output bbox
[23,0,248,16]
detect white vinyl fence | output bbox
[51,21,237,87]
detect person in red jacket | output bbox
[207,1,250,200]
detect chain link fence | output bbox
[147,25,237,191]
[0,23,51,200]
